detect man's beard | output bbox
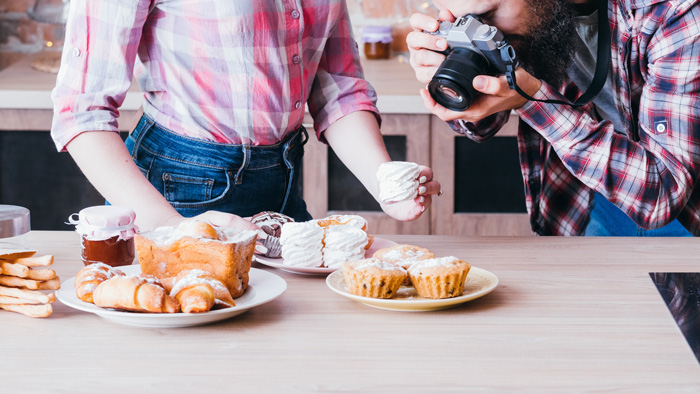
[507,1,578,87]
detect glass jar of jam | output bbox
[361,26,393,60]
[0,205,30,250]
[69,206,138,267]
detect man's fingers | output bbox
[409,12,440,32]
[419,88,464,122]
[437,9,456,23]
[473,75,512,96]
[406,30,447,53]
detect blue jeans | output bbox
[125,114,312,222]
[584,192,692,236]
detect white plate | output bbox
[56,265,286,328]
[254,237,398,275]
[326,267,499,312]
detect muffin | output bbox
[408,257,471,299]
[251,211,294,258]
[372,244,434,285]
[342,258,407,299]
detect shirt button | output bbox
[656,123,666,133]
[295,101,301,109]
[73,48,81,57]
[292,54,300,64]
[291,10,300,19]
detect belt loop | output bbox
[130,115,155,160]
[300,125,309,146]
[235,145,251,185]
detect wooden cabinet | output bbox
[303,111,534,237]
[0,56,534,235]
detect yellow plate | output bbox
[325,267,498,312]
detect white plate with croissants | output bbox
[56,265,286,328]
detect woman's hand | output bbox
[379,166,442,222]
[163,210,261,232]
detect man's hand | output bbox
[419,69,541,123]
[407,9,542,124]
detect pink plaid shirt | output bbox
[452,0,700,235]
[50,0,378,150]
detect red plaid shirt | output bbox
[51,0,378,150]
[453,0,700,235]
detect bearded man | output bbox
[407,0,700,236]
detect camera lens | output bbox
[428,47,489,111]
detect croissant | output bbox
[167,269,236,313]
[74,263,125,303]
[93,275,180,313]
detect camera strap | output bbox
[504,0,610,107]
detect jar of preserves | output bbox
[0,205,30,250]
[69,206,138,267]
[361,26,393,60]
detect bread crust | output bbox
[93,276,180,313]
[136,233,256,298]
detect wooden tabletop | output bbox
[3,231,699,392]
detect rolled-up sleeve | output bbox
[50,0,150,151]
[306,2,380,141]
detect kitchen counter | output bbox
[2,231,699,392]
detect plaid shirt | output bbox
[51,0,378,150]
[452,0,700,236]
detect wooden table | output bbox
[3,231,699,392]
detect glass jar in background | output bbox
[69,206,138,267]
[0,205,31,250]
[361,26,393,60]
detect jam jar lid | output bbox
[361,25,393,44]
[68,205,138,241]
[0,205,30,238]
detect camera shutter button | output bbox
[476,25,494,39]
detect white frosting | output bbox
[280,222,324,246]
[376,162,421,203]
[408,256,462,273]
[322,226,368,268]
[325,215,367,229]
[324,249,365,269]
[281,248,324,267]
[280,222,325,267]
[139,224,257,246]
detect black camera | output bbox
[427,15,517,111]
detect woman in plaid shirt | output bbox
[50,0,441,231]
[408,0,700,236]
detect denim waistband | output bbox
[129,114,308,170]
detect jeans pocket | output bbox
[163,172,217,205]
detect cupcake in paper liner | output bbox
[342,258,407,299]
[408,256,471,299]
[251,211,294,258]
